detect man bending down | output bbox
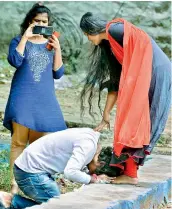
[0,128,111,209]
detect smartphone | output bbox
[33,25,54,38]
[46,31,61,51]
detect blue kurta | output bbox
[3,35,67,133]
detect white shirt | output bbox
[15,128,100,184]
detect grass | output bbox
[0,164,11,191]
[0,150,11,191]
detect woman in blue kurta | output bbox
[3,3,67,194]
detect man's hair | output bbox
[95,146,122,177]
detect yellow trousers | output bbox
[10,122,47,185]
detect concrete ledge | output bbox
[107,179,171,209]
[26,154,171,209]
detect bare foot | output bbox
[11,183,19,195]
[0,191,13,208]
[111,175,138,185]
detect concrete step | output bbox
[26,154,171,209]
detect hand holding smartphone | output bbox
[32,25,60,51]
[46,31,60,51]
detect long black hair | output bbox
[80,12,121,117]
[20,3,52,35]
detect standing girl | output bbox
[3,3,67,193]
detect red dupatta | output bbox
[106,18,153,156]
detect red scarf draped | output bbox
[106,18,153,156]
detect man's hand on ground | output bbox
[90,174,116,184]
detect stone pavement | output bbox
[26,154,171,209]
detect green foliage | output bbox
[0,54,14,83]
[0,149,10,162]
[0,150,10,191]
[156,134,171,147]
[0,1,171,79]
[52,12,83,74]
[0,164,10,192]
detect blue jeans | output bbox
[9,164,60,209]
